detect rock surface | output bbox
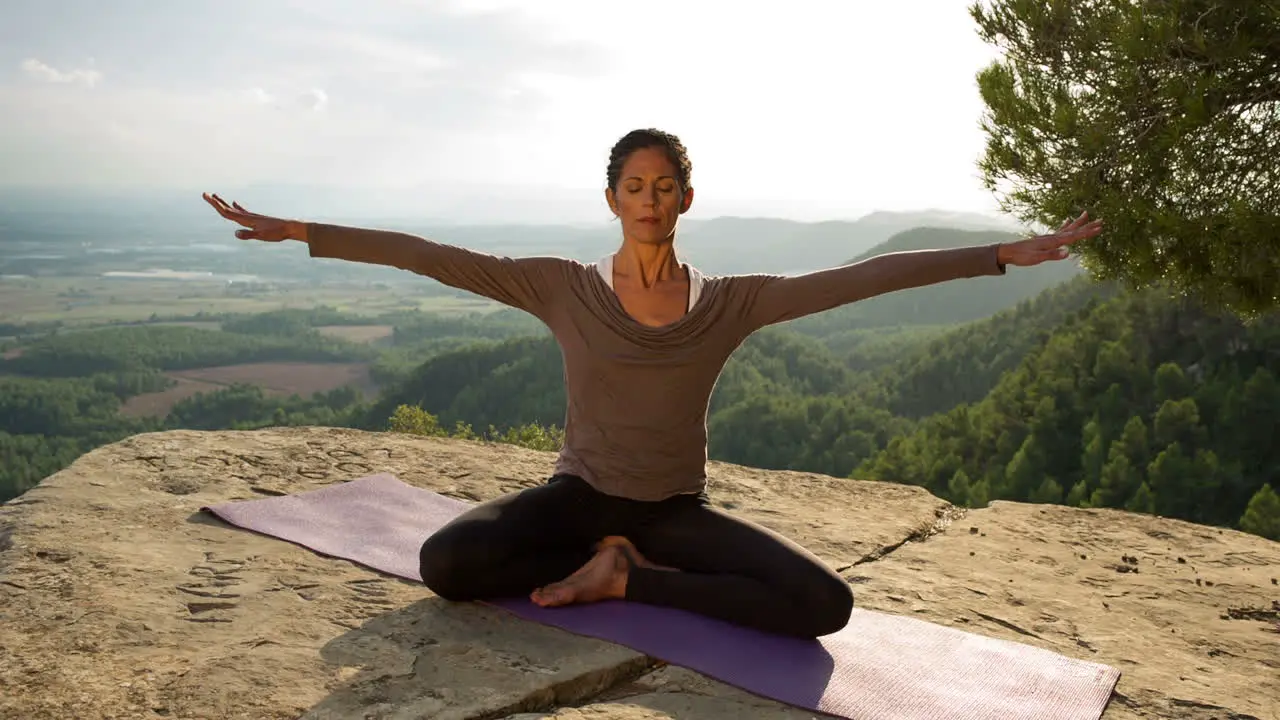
[0,426,1275,720]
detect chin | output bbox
[629,223,675,244]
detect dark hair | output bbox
[606,129,692,192]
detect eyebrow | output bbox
[624,175,676,182]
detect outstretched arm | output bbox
[739,212,1104,329]
[202,193,570,318]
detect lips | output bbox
[638,217,660,224]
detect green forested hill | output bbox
[858,288,1280,530]
[842,227,1020,263]
[873,275,1125,418]
[3,324,375,377]
[704,276,1126,477]
[359,335,567,432]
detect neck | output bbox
[614,235,683,289]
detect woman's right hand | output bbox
[202,192,307,243]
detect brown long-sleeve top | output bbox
[306,224,1007,501]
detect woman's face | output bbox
[606,146,693,245]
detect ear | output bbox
[604,187,619,217]
[679,186,695,215]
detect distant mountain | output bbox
[840,209,1023,235]
[365,211,1022,276]
[675,210,1023,275]
[0,185,1024,278]
[843,225,1020,264]
[783,226,1083,333]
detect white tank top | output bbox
[594,254,705,311]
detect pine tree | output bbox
[1153,398,1206,450]
[1080,416,1107,495]
[971,0,1280,314]
[1030,477,1065,504]
[1153,363,1190,404]
[969,479,992,508]
[949,469,973,506]
[1005,434,1049,499]
[1125,482,1156,515]
[1065,479,1090,508]
[1239,484,1280,541]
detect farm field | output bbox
[118,362,380,418]
[0,276,500,327]
[146,321,224,331]
[316,324,395,344]
[117,376,228,418]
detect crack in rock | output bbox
[1109,687,1266,720]
[845,504,966,569]
[970,610,1042,640]
[467,655,657,720]
[1169,697,1264,720]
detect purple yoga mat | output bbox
[202,473,1120,720]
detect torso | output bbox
[544,259,746,501]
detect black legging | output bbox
[418,475,854,638]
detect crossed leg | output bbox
[420,477,853,639]
[418,476,596,601]
[531,495,854,639]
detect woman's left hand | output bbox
[997,211,1103,267]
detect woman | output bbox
[203,128,1102,638]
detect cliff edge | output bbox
[0,427,1276,719]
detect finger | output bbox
[1058,211,1083,232]
[204,194,239,221]
[1042,219,1103,247]
[1063,219,1104,241]
[203,192,230,215]
[210,194,265,230]
[1060,211,1089,233]
[212,194,242,219]
[214,194,253,220]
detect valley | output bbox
[1,214,1276,544]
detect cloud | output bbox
[0,1,607,191]
[0,0,1006,220]
[20,58,101,86]
[304,89,328,112]
[246,87,329,112]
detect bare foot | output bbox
[531,545,629,607]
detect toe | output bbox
[536,583,571,606]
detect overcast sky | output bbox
[0,1,1009,222]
